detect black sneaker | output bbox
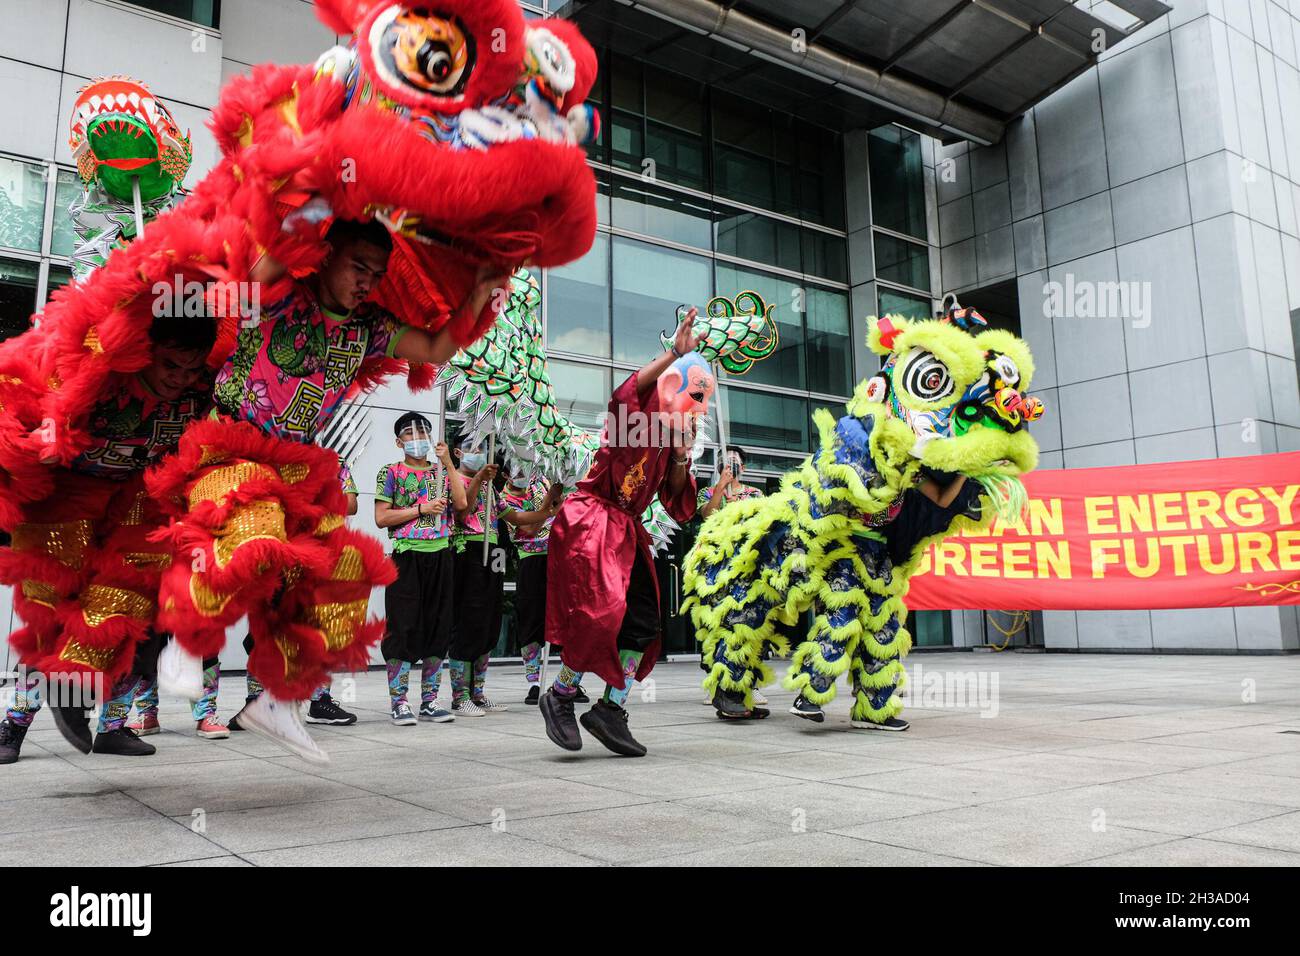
[850,715,910,731]
[50,703,94,754]
[228,704,248,731]
[306,694,357,725]
[579,700,646,757]
[524,685,540,705]
[572,685,590,704]
[713,687,759,720]
[0,719,29,764]
[789,694,825,723]
[540,689,582,752]
[92,727,156,756]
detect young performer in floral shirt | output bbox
[374,413,466,725]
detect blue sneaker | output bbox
[418,701,455,723]
[391,701,417,726]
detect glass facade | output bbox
[867,125,935,328]
[0,156,73,341]
[547,59,855,483]
[120,1,220,28]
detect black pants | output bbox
[448,544,505,661]
[515,554,548,649]
[134,629,167,681]
[382,547,455,663]
[615,553,661,653]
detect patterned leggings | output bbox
[385,658,445,706]
[133,656,221,721]
[6,670,145,733]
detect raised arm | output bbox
[437,443,468,512]
[918,474,967,509]
[635,307,702,392]
[395,270,514,366]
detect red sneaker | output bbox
[196,715,230,739]
[127,714,161,736]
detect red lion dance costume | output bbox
[0,1,599,736]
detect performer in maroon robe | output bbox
[541,310,713,756]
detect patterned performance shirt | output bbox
[214,278,407,443]
[375,461,453,553]
[71,374,212,480]
[339,460,357,497]
[500,480,554,557]
[697,482,764,511]
[454,475,508,551]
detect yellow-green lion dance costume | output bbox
[683,310,1044,729]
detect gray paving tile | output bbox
[125,772,369,817]
[507,801,778,863]
[830,805,1174,866]
[396,777,655,824]
[179,794,467,854]
[243,826,599,866]
[1137,766,1300,809]
[676,781,963,832]
[0,817,226,867]
[996,782,1292,836]
[831,765,1069,804]
[554,759,794,800]
[1197,811,1300,853]
[955,752,1177,785]
[1077,837,1300,866]
[155,855,254,867]
[643,830,985,867]
[1048,740,1258,768]
[0,791,158,835]
[699,748,926,781]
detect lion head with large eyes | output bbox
[848,314,1044,481]
[276,0,601,348]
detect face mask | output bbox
[403,439,431,459]
[462,452,487,471]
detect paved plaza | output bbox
[3,653,1299,867]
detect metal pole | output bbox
[482,432,495,566]
[538,641,551,693]
[131,176,145,238]
[711,361,730,468]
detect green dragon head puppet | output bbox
[68,76,192,204]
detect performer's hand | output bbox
[434,442,451,464]
[673,307,702,356]
[673,415,697,457]
[428,497,448,516]
[716,466,734,491]
[545,484,564,509]
[476,463,498,482]
[469,267,513,318]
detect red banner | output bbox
[907,452,1300,611]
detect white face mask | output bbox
[461,452,487,471]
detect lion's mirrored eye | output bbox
[899,348,954,403]
[991,353,1020,387]
[372,6,473,98]
[418,43,454,83]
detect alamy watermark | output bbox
[151,274,262,326]
[1043,274,1151,329]
[899,662,999,718]
[1,668,106,714]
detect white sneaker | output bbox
[752,690,769,706]
[453,698,485,717]
[236,694,331,764]
[475,697,509,713]
[158,640,205,701]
